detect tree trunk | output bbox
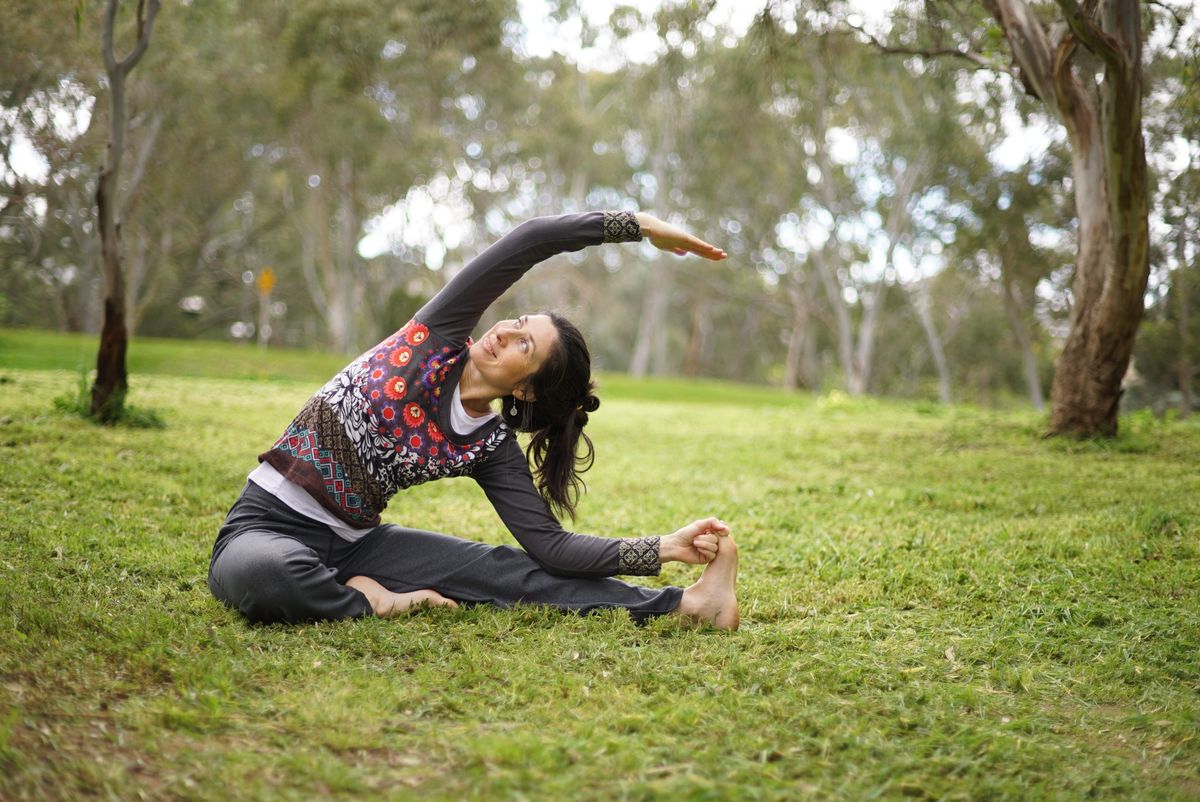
[1001,274,1045,411]
[985,0,1150,436]
[630,263,670,377]
[90,0,162,421]
[911,280,952,404]
[682,291,712,377]
[336,155,362,352]
[630,71,676,378]
[782,279,812,391]
[1178,225,1193,417]
[811,247,857,391]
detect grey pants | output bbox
[208,482,684,625]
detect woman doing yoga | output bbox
[207,210,739,630]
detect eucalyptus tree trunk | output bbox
[782,276,818,391]
[91,0,162,421]
[1001,274,1046,411]
[1177,226,1193,417]
[682,292,712,377]
[630,264,671,377]
[983,0,1150,436]
[910,279,952,404]
[294,150,363,354]
[630,72,676,378]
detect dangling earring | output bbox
[509,398,518,417]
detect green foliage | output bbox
[1,341,1199,799]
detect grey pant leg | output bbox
[208,530,370,624]
[340,524,684,622]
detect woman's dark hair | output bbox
[501,312,600,521]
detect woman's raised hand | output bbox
[660,517,731,565]
[636,212,727,261]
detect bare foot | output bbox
[345,575,459,618]
[675,536,739,631]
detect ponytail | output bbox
[501,313,598,521]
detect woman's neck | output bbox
[457,362,501,417]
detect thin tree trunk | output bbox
[811,247,856,390]
[1178,226,1193,417]
[336,155,362,352]
[782,279,810,391]
[911,280,952,404]
[91,0,162,421]
[630,264,670,377]
[630,71,675,378]
[1001,274,1046,411]
[682,292,711,377]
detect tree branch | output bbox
[101,0,119,75]
[1052,0,1127,70]
[840,20,1016,77]
[118,0,161,74]
[982,0,1061,106]
[1146,0,1188,52]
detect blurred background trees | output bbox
[1,0,1196,418]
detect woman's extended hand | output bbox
[660,517,731,565]
[636,212,727,260]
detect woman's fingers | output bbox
[672,237,725,260]
[644,218,727,260]
[695,517,730,536]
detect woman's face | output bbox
[469,314,559,398]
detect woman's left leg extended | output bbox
[338,524,683,622]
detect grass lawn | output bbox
[1,328,1198,800]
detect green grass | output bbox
[1,330,1198,800]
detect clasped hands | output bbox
[659,517,731,565]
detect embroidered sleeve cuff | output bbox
[602,210,643,243]
[618,536,661,576]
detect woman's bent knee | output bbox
[208,533,322,624]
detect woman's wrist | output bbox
[634,211,657,239]
[658,534,679,564]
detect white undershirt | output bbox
[248,380,497,541]
[449,383,497,435]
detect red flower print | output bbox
[371,390,380,400]
[371,368,384,380]
[374,351,385,361]
[384,336,398,347]
[407,323,429,346]
[428,444,439,457]
[381,407,395,421]
[409,433,423,450]
[402,402,425,427]
[390,347,413,368]
[427,423,444,443]
[393,427,404,438]
[384,376,407,400]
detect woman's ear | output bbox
[513,383,536,402]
